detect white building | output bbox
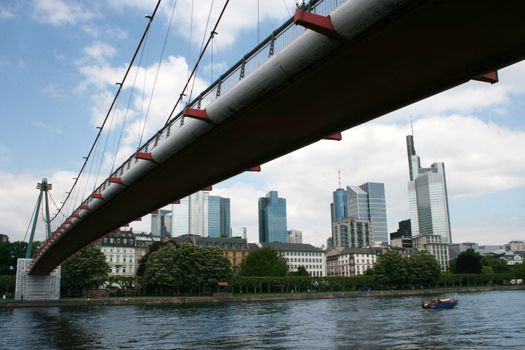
[100,231,136,276]
[262,242,325,277]
[326,247,377,277]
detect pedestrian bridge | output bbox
[30,0,525,274]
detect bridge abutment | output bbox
[15,258,61,300]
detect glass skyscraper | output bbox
[330,183,388,246]
[208,195,231,238]
[258,191,287,243]
[151,209,172,237]
[406,135,452,243]
[171,191,209,237]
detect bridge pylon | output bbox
[15,178,61,301]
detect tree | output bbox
[144,243,232,295]
[407,251,441,288]
[367,251,408,289]
[289,266,309,277]
[239,247,288,277]
[481,255,510,273]
[0,241,41,275]
[455,248,482,274]
[512,262,525,279]
[61,245,109,296]
[136,240,171,276]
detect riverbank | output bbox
[1,285,524,308]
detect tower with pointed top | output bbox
[406,135,452,243]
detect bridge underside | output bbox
[32,0,525,274]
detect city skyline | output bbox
[0,1,524,247]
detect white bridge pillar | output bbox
[15,258,61,300]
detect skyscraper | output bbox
[330,183,388,246]
[287,229,303,244]
[151,209,172,237]
[208,195,231,238]
[258,191,287,243]
[171,191,209,237]
[406,135,452,243]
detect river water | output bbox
[1,290,524,349]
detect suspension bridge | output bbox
[17,0,525,287]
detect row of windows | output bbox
[282,251,322,257]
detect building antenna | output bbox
[338,169,342,189]
[410,116,414,136]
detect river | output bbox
[1,290,524,349]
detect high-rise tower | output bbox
[406,135,452,243]
[258,191,287,243]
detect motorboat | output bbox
[421,297,458,309]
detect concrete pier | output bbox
[15,258,60,300]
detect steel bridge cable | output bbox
[188,0,216,101]
[138,0,180,148]
[187,0,194,82]
[165,0,231,126]
[283,0,292,16]
[23,196,40,242]
[50,0,164,222]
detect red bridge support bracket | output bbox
[173,199,181,204]
[324,132,342,141]
[293,9,339,39]
[473,71,498,84]
[79,205,90,210]
[109,177,124,185]
[183,107,209,121]
[71,213,80,219]
[91,193,104,200]
[203,185,213,191]
[135,152,154,162]
[248,165,261,172]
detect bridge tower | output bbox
[15,178,61,301]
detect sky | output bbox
[0,0,524,247]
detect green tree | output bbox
[136,240,171,276]
[239,247,288,277]
[481,255,509,273]
[289,266,309,276]
[144,243,232,295]
[0,241,41,275]
[367,251,408,289]
[61,245,109,296]
[512,262,525,279]
[455,248,482,274]
[407,251,441,288]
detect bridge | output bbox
[28,0,525,275]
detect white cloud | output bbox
[41,84,64,98]
[32,0,97,26]
[0,7,15,19]
[0,170,77,242]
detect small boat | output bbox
[421,297,458,309]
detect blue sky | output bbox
[0,0,524,246]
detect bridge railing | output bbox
[62,0,347,233]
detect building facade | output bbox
[172,191,209,237]
[151,209,172,237]
[332,219,372,249]
[287,230,303,244]
[262,242,325,277]
[134,232,161,268]
[258,191,287,243]
[99,230,136,276]
[406,135,452,243]
[326,247,378,277]
[411,234,450,271]
[208,196,231,238]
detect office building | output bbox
[172,191,209,237]
[406,135,452,243]
[326,247,377,277]
[449,242,479,260]
[288,230,303,244]
[151,209,172,237]
[258,191,287,243]
[330,183,388,245]
[411,234,450,271]
[231,227,247,239]
[332,219,372,248]
[390,219,413,248]
[208,196,231,238]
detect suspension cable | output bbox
[50,0,163,222]
[23,196,40,242]
[164,0,231,126]
[138,0,179,148]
